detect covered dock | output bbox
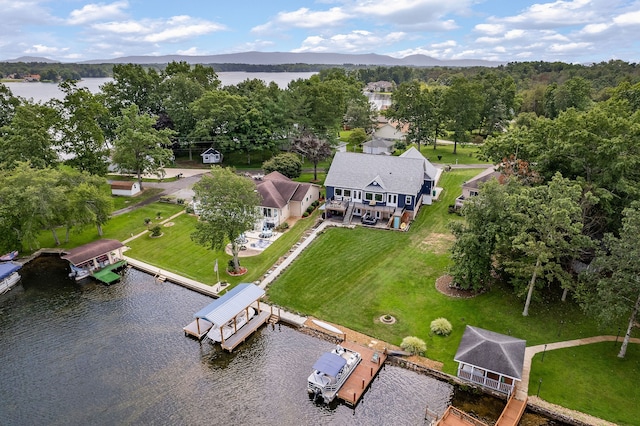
[61,239,126,283]
[184,283,268,350]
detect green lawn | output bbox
[266,168,609,376]
[530,342,640,425]
[419,142,490,165]
[110,188,164,211]
[35,203,185,250]
[124,210,321,285]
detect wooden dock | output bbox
[336,340,387,406]
[183,318,213,340]
[436,406,489,426]
[220,310,271,352]
[495,394,527,426]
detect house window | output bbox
[263,208,272,217]
[343,189,351,197]
[405,195,412,205]
[335,188,343,196]
[365,192,373,201]
[470,190,479,197]
[375,193,383,202]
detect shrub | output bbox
[306,206,314,214]
[185,205,194,214]
[144,218,151,225]
[400,336,426,355]
[302,212,309,218]
[150,225,162,237]
[176,198,185,205]
[276,222,289,232]
[156,211,162,218]
[262,153,303,179]
[430,318,453,336]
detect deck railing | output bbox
[457,370,514,394]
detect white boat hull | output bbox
[0,272,21,294]
[307,345,361,403]
[206,307,256,343]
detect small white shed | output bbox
[111,181,141,197]
[201,148,223,164]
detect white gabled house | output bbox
[201,148,223,164]
[323,147,440,229]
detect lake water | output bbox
[3,72,317,103]
[0,256,454,425]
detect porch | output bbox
[457,363,516,395]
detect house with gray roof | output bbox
[362,138,395,155]
[255,171,320,229]
[323,147,440,229]
[454,325,526,395]
[454,167,502,209]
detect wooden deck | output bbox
[336,341,387,406]
[220,310,271,352]
[436,406,489,426]
[183,318,213,340]
[495,394,527,426]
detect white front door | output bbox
[387,193,397,206]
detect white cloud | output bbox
[91,16,225,43]
[144,22,225,43]
[293,30,407,53]
[253,7,349,34]
[176,47,205,56]
[67,1,129,25]
[25,44,69,54]
[431,40,457,48]
[613,10,640,26]
[548,41,592,52]
[474,23,505,35]
[500,0,601,27]
[581,23,612,34]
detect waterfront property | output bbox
[254,171,320,230]
[0,261,22,294]
[184,283,270,351]
[61,239,127,284]
[454,326,526,396]
[323,147,440,228]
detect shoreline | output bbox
[11,250,611,426]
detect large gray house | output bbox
[324,147,439,229]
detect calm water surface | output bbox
[0,256,452,426]
[4,72,317,103]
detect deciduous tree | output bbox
[578,202,640,358]
[111,105,175,189]
[191,167,261,273]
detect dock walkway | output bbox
[337,340,387,406]
[495,393,527,426]
[221,310,271,351]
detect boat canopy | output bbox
[0,261,22,279]
[312,352,346,377]
[194,283,265,326]
[61,239,124,265]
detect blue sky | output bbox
[1,0,639,63]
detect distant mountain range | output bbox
[2,52,503,67]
